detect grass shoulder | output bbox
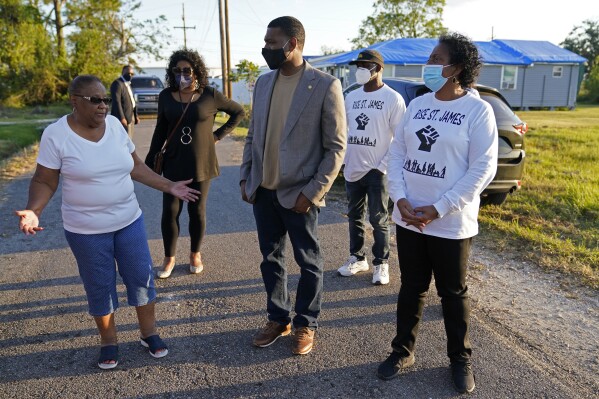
[478,105,599,288]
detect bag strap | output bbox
[159,94,195,152]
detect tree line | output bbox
[0,0,168,106]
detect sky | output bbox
[135,0,598,69]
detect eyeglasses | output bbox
[171,67,193,76]
[74,95,112,105]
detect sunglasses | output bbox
[171,67,193,75]
[74,95,112,105]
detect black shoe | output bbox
[451,360,476,394]
[377,351,415,380]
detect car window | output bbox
[479,92,522,124]
[131,78,164,89]
[343,83,362,98]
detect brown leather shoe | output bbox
[291,327,315,355]
[252,321,291,347]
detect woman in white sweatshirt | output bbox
[377,33,498,395]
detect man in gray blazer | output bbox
[110,65,139,137]
[240,16,346,355]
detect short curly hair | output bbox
[165,49,209,92]
[438,33,482,89]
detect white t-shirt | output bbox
[343,84,406,182]
[387,91,498,239]
[37,115,141,234]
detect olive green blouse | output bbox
[145,86,245,182]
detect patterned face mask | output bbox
[176,74,193,89]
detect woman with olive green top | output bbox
[145,49,244,278]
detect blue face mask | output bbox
[423,64,453,92]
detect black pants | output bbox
[161,180,211,257]
[391,225,473,362]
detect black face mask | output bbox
[122,73,133,82]
[262,40,290,70]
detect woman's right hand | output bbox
[396,198,426,232]
[15,210,43,235]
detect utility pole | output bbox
[224,0,232,98]
[174,3,196,49]
[218,0,229,98]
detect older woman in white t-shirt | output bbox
[16,75,200,370]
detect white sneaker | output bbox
[372,263,390,285]
[337,255,369,276]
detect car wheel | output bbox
[480,192,509,206]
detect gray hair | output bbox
[68,75,103,95]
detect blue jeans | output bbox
[252,187,323,329]
[345,169,390,265]
[64,214,156,316]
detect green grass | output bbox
[0,104,70,159]
[0,103,71,122]
[478,104,599,288]
[0,123,46,159]
[215,115,248,140]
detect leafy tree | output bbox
[65,0,169,63]
[580,56,599,103]
[229,59,261,107]
[0,0,61,105]
[561,19,599,72]
[351,0,447,49]
[0,0,171,106]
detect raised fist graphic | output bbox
[415,125,439,152]
[355,113,370,130]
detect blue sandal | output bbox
[98,345,118,370]
[140,335,168,358]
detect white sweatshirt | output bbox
[388,91,498,239]
[343,84,405,182]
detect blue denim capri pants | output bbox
[64,214,156,317]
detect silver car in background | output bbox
[130,75,164,114]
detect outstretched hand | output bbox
[16,210,43,235]
[169,179,201,202]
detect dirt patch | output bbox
[0,143,37,193]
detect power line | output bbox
[173,3,196,49]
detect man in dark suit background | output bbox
[110,65,139,137]
[240,16,346,356]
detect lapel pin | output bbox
[308,85,312,90]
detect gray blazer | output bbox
[240,61,347,209]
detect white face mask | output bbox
[355,66,376,85]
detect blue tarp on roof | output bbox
[309,38,586,67]
[493,40,587,64]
